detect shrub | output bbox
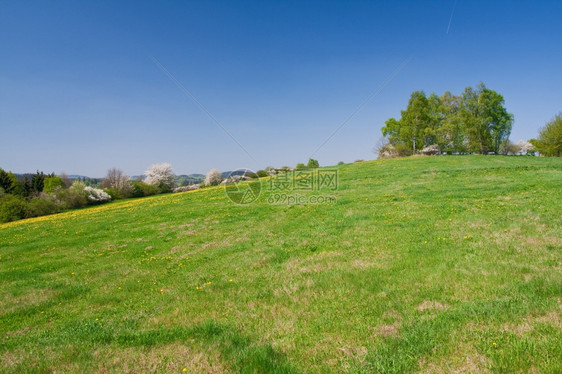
[131,181,158,197]
[0,195,28,223]
[54,181,88,209]
[421,144,440,155]
[173,185,200,193]
[296,163,306,170]
[394,143,413,157]
[103,187,120,200]
[256,170,269,178]
[84,186,111,204]
[337,161,344,165]
[26,197,59,218]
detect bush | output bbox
[337,161,344,165]
[256,170,269,178]
[296,163,306,170]
[131,181,159,197]
[394,143,413,157]
[173,185,200,193]
[84,186,111,204]
[26,197,59,218]
[103,187,120,200]
[0,195,28,223]
[421,144,440,155]
[54,181,88,209]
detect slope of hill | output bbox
[1,156,561,373]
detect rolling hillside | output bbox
[1,156,561,373]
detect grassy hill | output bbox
[1,156,561,373]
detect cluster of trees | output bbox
[0,169,111,223]
[379,83,515,157]
[0,163,177,223]
[296,158,320,170]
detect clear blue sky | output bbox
[1,0,561,176]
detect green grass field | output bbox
[1,156,561,373]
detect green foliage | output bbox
[306,158,319,168]
[43,176,66,193]
[0,194,28,223]
[459,83,513,154]
[131,181,159,197]
[256,170,269,178]
[533,113,562,156]
[53,182,87,209]
[26,197,59,218]
[382,84,513,155]
[0,169,13,193]
[31,171,46,194]
[103,187,120,200]
[295,163,306,170]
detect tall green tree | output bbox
[459,83,513,154]
[31,171,45,194]
[382,91,432,154]
[0,168,13,194]
[437,91,464,153]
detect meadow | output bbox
[1,155,561,373]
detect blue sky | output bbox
[1,0,561,176]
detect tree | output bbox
[204,169,223,186]
[382,91,431,154]
[532,113,562,156]
[101,168,129,189]
[437,91,464,153]
[101,168,132,198]
[295,163,306,170]
[43,176,66,193]
[60,173,72,188]
[459,83,513,154]
[0,168,13,194]
[516,140,535,155]
[144,163,175,191]
[307,158,320,168]
[31,171,45,194]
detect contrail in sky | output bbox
[446,0,457,34]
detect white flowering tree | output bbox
[144,163,175,191]
[204,169,223,186]
[516,140,535,155]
